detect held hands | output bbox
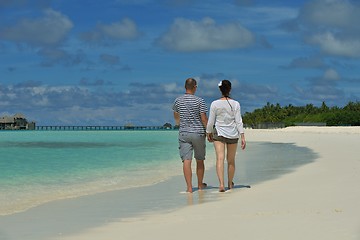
[207,133,214,142]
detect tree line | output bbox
[242,101,360,127]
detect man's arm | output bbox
[174,112,180,126]
[200,112,208,129]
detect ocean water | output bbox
[0,130,317,218]
[0,130,186,216]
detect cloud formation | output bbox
[156,17,255,52]
[0,9,73,47]
[38,48,87,67]
[308,32,360,58]
[288,0,360,58]
[80,18,140,44]
[281,56,327,69]
[293,68,344,104]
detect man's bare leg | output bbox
[196,159,206,190]
[183,160,193,193]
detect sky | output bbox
[1,0,359,126]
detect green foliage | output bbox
[243,101,360,127]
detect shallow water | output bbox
[0,130,183,215]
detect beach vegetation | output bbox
[243,101,360,127]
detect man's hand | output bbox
[207,133,214,142]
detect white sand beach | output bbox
[59,127,360,240]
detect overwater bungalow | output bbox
[0,113,35,130]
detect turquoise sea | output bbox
[0,130,317,218]
[0,130,184,216]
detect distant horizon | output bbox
[2,100,358,127]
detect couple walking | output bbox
[173,78,246,193]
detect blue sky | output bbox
[1,0,359,126]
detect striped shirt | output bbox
[172,94,207,134]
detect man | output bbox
[173,78,208,193]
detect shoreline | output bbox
[59,126,360,240]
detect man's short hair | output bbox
[185,78,197,90]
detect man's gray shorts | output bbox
[178,132,206,161]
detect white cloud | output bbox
[99,19,139,40]
[323,68,340,81]
[80,18,140,44]
[163,83,179,92]
[99,54,120,65]
[308,32,360,58]
[300,0,360,30]
[287,0,360,58]
[251,6,299,22]
[281,56,327,69]
[156,17,255,52]
[1,8,73,47]
[37,48,87,67]
[49,106,127,125]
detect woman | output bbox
[206,80,246,192]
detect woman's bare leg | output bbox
[214,141,226,192]
[226,143,238,189]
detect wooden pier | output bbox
[35,126,175,131]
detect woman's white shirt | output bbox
[206,99,244,139]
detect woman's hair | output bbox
[218,79,231,97]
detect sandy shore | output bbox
[59,127,360,240]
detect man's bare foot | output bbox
[186,187,193,193]
[198,182,207,190]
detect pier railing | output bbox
[35,126,176,131]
